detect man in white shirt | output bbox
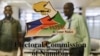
[42,2,90,56]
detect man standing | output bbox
[0,5,23,56]
[42,2,90,56]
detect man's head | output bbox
[4,5,13,18]
[63,2,74,17]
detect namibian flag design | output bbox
[25,12,65,37]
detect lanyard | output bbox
[67,19,72,29]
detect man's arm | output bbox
[42,33,63,47]
[78,16,90,56]
[17,21,23,56]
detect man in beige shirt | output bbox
[42,2,90,56]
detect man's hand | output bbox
[42,41,50,47]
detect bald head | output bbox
[63,2,74,17]
[64,2,74,10]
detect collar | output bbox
[66,13,76,21]
[3,17,16,23]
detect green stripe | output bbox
[53,12,66,25]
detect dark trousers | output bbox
[69,46,84,56]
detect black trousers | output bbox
[69,46,84,56]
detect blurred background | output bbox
[0,0,100,56]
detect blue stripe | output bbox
[27,20,42,30]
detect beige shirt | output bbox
[48,13,90,56]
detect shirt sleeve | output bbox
[0,20,3,36]
[17,21,22,33]
[78,16,90,56]
[0,21,2,36]
[48,33,63,43]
